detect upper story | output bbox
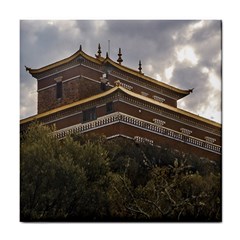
[25,44,193,114]
[20,85,221,159]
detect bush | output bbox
[20,123,221,222]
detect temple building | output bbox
[20,44,222,161]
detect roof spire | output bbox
[25,65,31,72]
[97,43,102,58]
[138,60,142,73]
[189,88,194,93]
[117,48,123,65]
[79,44,82,51]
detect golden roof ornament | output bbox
[96,43,102,58]
[115,80,121,86]
[189,88,194,93]
[138,60,142,73]
[117,48,123,65]
[25,65,31,72]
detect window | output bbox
[56,81,63,99]
[153,95,165,103]
[101,82,106,91]
[83,107,96,122]
[141,91,149,97]
[204,136,216,143]
[106,102,113,113]
[180,128,192,135]
[153,118,165,126]
[100,73,109,91]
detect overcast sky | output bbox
[2,0,240,237]
[20,20,222,123]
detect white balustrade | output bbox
[53,112,221,154]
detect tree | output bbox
[20,123,110,221]
[109,159,221,221]
[20,123,221,222]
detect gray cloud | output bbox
[20,20,221,122]
[171,63,219,115]
[168,20,221,121]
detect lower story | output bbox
[53,111,221,161]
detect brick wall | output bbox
[37,64,105,113]
[36,59,183,114]
[38,76,104,113]
[107,74,177,107]
[116,101,221,145]
[82,123,221,161]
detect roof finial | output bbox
[117,48,123,65]
[115,80,121,87]
[106,52,109,58]
[189,88,194,93]
[25,65,31,72]
[97,43,102,57]
[138,60,142,73]
[79,44,82,51]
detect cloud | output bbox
[20,81,37,118]
[20,20,221,123]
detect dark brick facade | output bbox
[38,77,104,113]
[107,73,177,107]
[21,48,221,161]
[86,123,221,161]
[116,101,221,145]
[37,64,106,113]
[36,60,178,113]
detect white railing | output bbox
[54,112,221,154]
[134,136,154,145]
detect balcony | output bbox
[54,112,221,155]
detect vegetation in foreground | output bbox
[20,123,221,222]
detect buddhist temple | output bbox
[20,44,222,161]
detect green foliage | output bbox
[20,123,221,222]
[20,123,109,221]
